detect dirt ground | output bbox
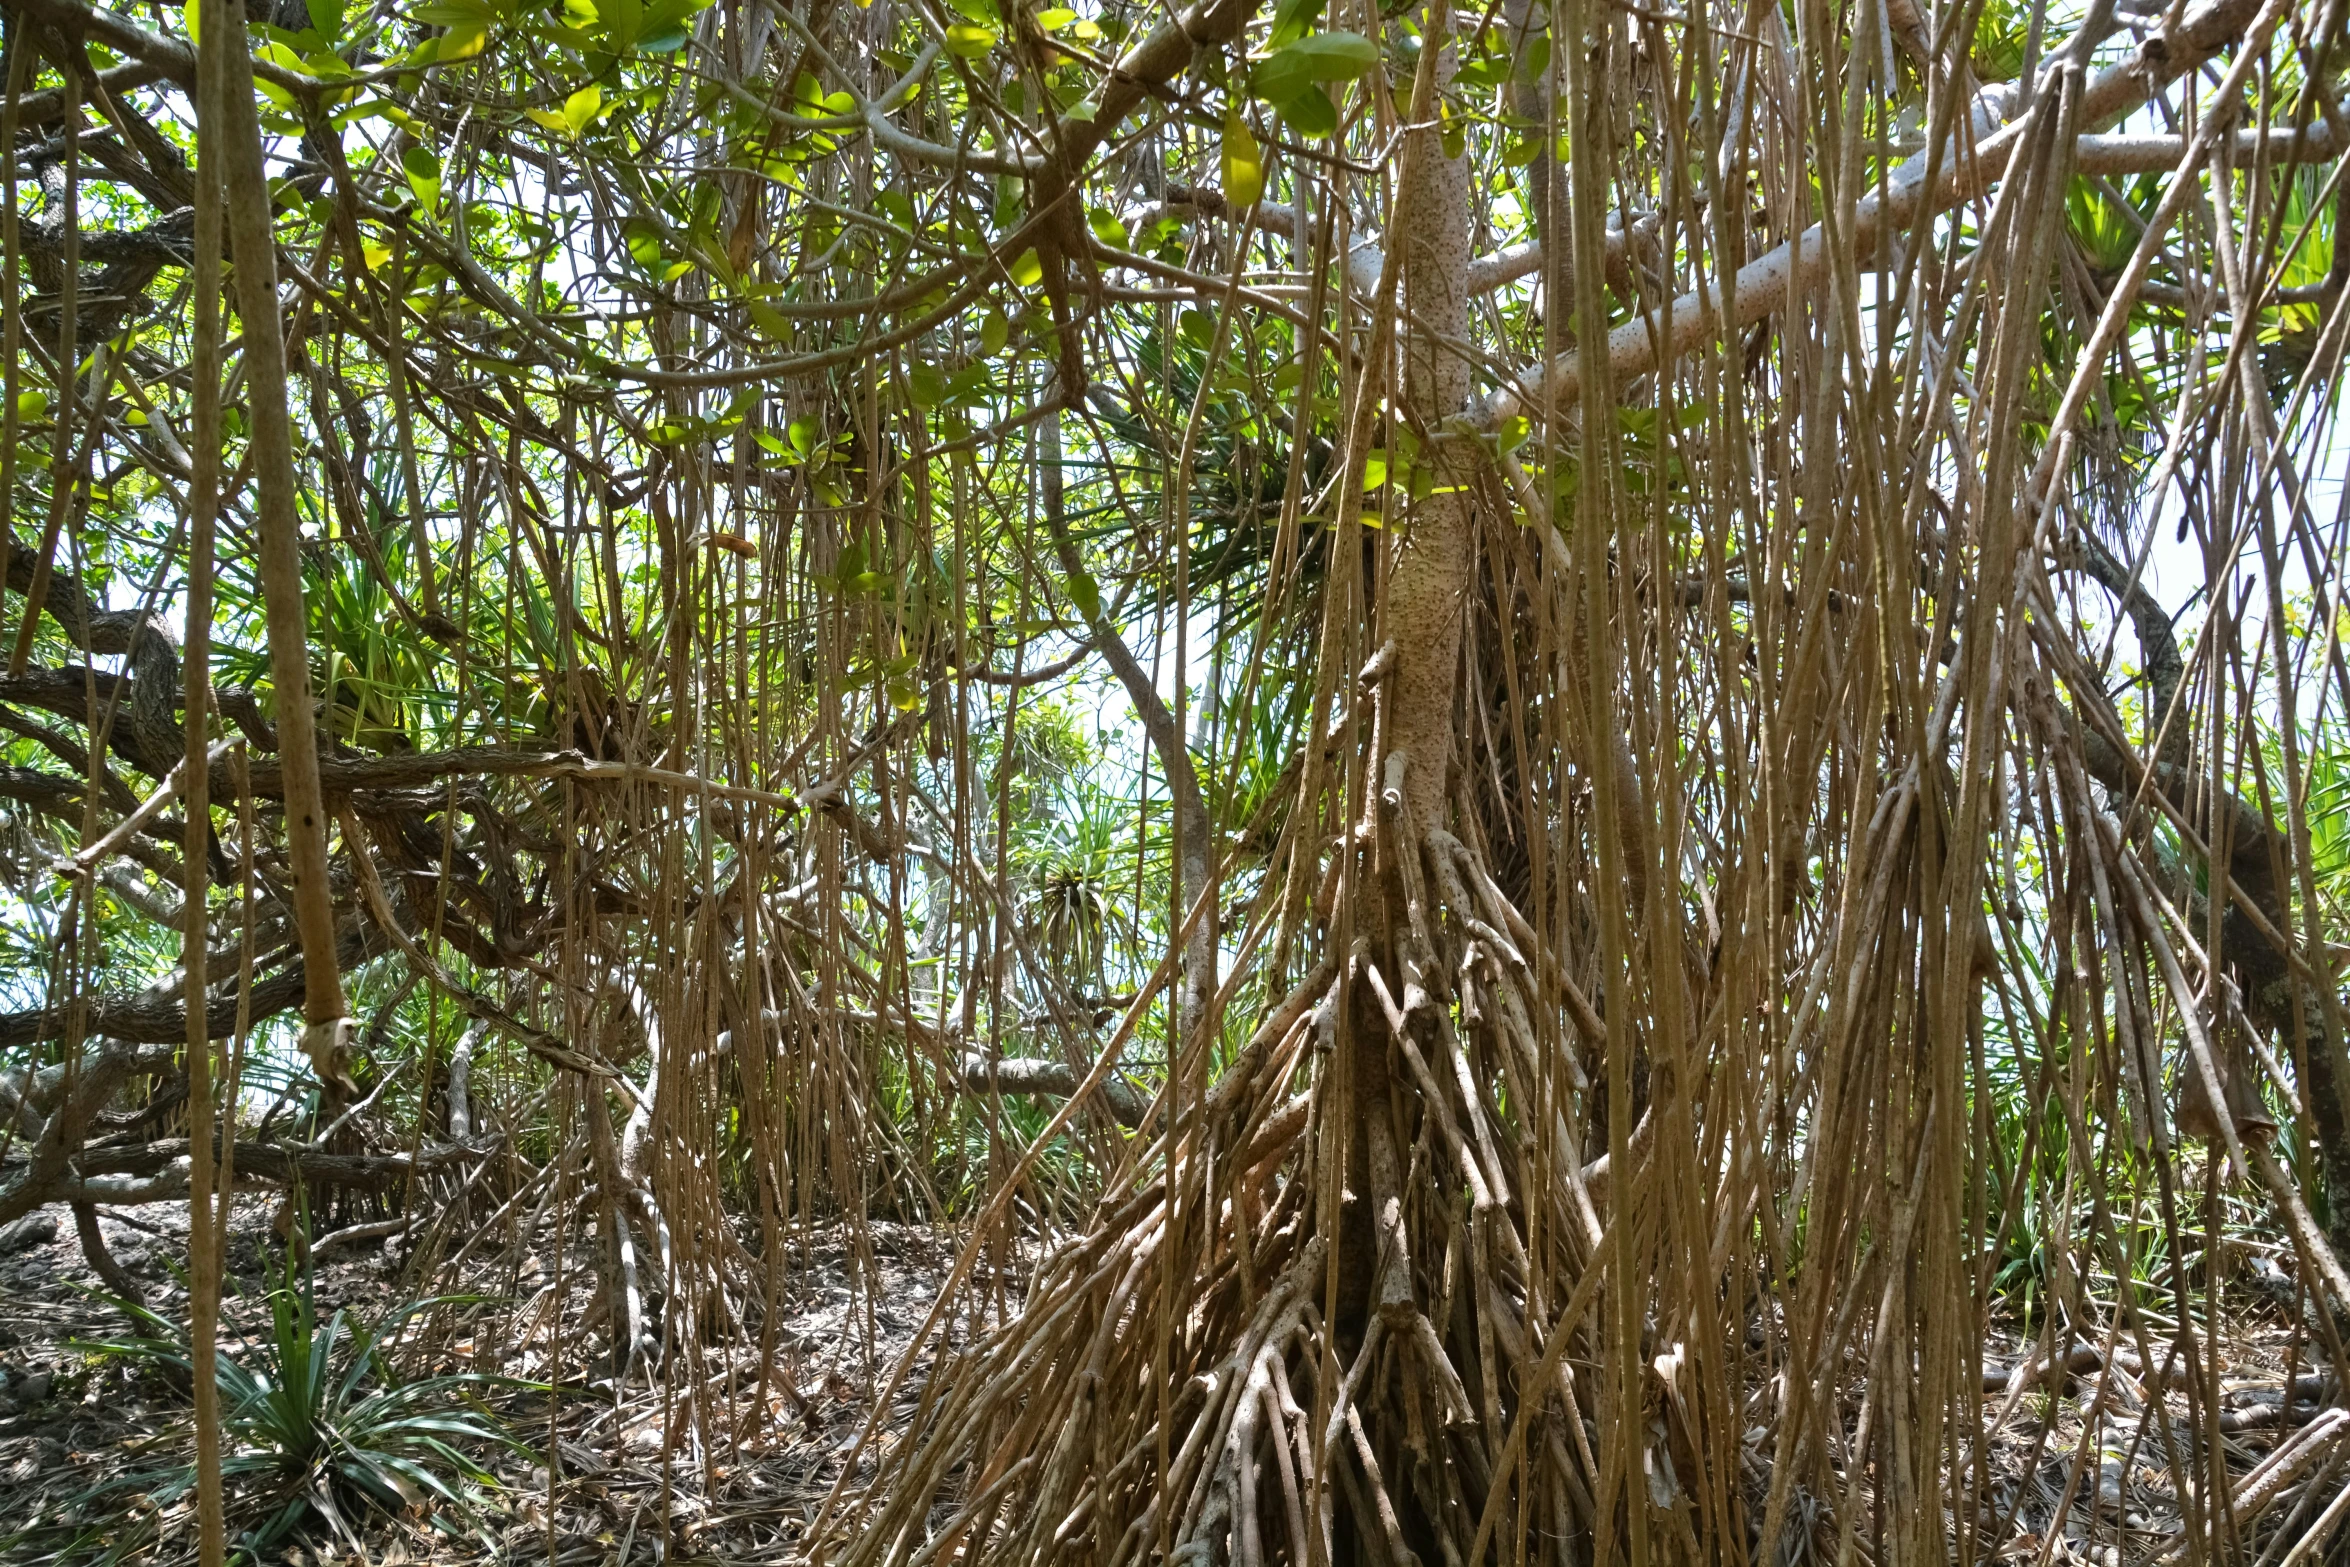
[0,1197,989,1564]
[0,1198,2343,1564]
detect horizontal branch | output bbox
[8,61,166,125]
[0,0,319,98]
[63,1132,489,1194]
[1486,0,2299,423]
[1,1040,177,1132]
[286,745,810,809]
[2075,122,2345,173]
[0,762,94,822]
[959,1052,1147,1125]
[0,917,385,1051]
[4,543,168,663]
[0,719,820,818]
[1146,185,1647,299]
[0,667,129,730]
[19,210,195,267]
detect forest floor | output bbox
[0,1197,990,1565]
[0,1198,2342,1564]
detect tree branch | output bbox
[1488,0,2286,424]
[1040,404,1219,1053]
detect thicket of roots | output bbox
[816,773,1710,1567]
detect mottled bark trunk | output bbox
[1381,23,1475,833]
[1323,6,1482,1547]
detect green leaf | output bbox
[1252,31,1375,105]
[401,145,441,209]
[14,389,49,422]
[1087,205,1127,247]
[1034,6,1075,26]
[1008,248,1044,287]
[597,0,641,49]
[1065,565,1102,622]
[1455,41,1512,88]
[1516,33,1550,83]
[1266,0,1325,49]
[744,299,792,339]
[979,309,1010,355]
[622,216,666,268]
[349,97,428,136]
[431,22,488,58]
[947,362,990,403]
[1220,112,1264,211]
[907,362,949,407]
[1972,0,2026,81]
[562,82,603,132]
[943,22,996,55]
[253,41,308,106]
[408,0,502,55]
[1278,85,1337,137]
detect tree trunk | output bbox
[1380,15,1474,836]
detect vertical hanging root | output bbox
[828,817,1609,1567]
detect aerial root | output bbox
[1173,1245,1325,1564]
[825,822,1610,1567]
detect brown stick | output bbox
[208,0,351,1099]
[184,3,226,1554]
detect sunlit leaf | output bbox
[563,83,603,132]
[1220,112,1264,211]
[401,145,442,210]
[1251,30,1375,104]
